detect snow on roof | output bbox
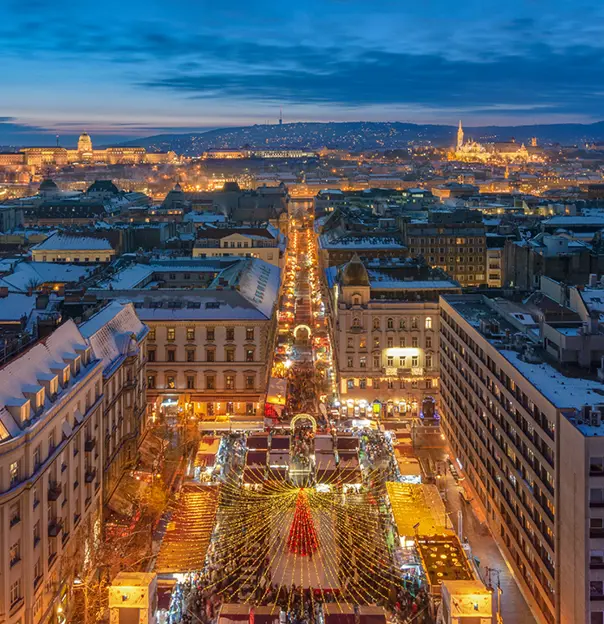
[0,320,100,441]
[0,261,96,292]
[499,349,604,410]
[34,232,113,251]
[319,235,405,249]
[544,216,604,226]
[79,301,147,376]
[0,293,37,321]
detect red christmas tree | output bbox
[287,488,318,556]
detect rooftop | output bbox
[34,233,113,251]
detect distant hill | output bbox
[116,120,604,155]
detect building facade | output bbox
[32,234,115,264]
[439,293,604,624]
[79,302,148,504]
[326,256,460,420]
[0,321,104,624]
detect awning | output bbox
[62,420,73,438]
[106,473,147,516]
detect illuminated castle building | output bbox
[450,120,545,163]
[4,132,177,169]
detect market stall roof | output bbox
[270,435,290,450]
[387,482,450,537]
[315,453,336,471]
[253,606,280,624]
[138,432,165,469]
[195,438,220,468]
[155,485,218,574]
[106,472,147,516]
[338,453,359,469]
[315,435,334,452]
[242,466,265,484]
[358,606,387,624]
[246,451,267,466]
[324,603,356,624]
[417,534,474,591]
[219,604,250,624]
[337,436,359,451]
[247,434,269,450]
[268,451,290,467]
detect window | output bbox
[226,348,235,363]
[10,539,20,566]
[592,458,604,475]
[387,337,394,348]
[167,327,176,341]
[147,375,156,389]
[167,349,176,362]
[186,327,195,341]
[426,336,432,349]
[399,319,406,329]
[352,317,361,328]
[34,558,42,584]
[206,327,215,341]
[10,579,21,606]
[148,349,156,362]
[359,379,367,389]
[399,337,406,347]
[33,486,39,508]
[347,379,355,390]
[412,356,419,367]
[246,403,255,415]
[33,445,41,470]
[360,356,367,368]
[206,349,215,362]
[387,318,393,329]
[246,328,254,341]
[411,317,418,329]
[592,612,604,624]
[347,337,354,349]
[373,318,380,330]
[148,328,156,341]
[246,375,255,390]
[9,502,20,527]
[591,489,604,505]
[206,375,215,390]
[166,376,175,389]
[399,357,406,367]
[34,520,40,546]
[387,356,394,367]
[9,461,19,486]
[225,375,235,390]
[426,355,433,368]
[48,431,55,454]
[226,327,235,341]
[186,375,195,390]
[591,581,604,598]
[373,337,380,348]
[425,317,432,329]
[412,337,418,348]
[373,355,380,368]
[207,403,214,416]
[347,357,354,368]
[186,349,195,362]
[359,337,366,349]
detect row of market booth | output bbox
[217,604,387,624]
[386,482,497,623]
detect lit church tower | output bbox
[457,120,464,150]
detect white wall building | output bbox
[32,234,115,264]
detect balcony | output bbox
[84,438,96,452]
[85,467,97,483]
[349,326,364,334]
[48,481,62,501]
[48,518,63,537]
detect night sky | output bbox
[2,0,604,144]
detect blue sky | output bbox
[1,0,604,144]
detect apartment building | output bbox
[325,255,460,420]
[90,257,280,421]
[439,293,604,624]
[401,210,487,286]
[192,226,286,268]
[79,301,148,503]
[0,321,103,624]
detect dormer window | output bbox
[51,363,70,387]
[63,354,81,377]
[38,374,59,399]
[6,398,31,425]
[23,386,45,413]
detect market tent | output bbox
[106,472,147,516]
[268,451,290,467]
[358,606,387,624]
[195,438,220,469]
[218,604,250,624]
[315,453,337,482]
[315,435,334,453]
[336,436,359,451]
[270,435,290,450]
[246,451,267,466]
[247,434,269,451]
[253,606,280,624]
[324,603,355,624]
[386,482,449,537]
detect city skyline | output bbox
[2,0,604,143]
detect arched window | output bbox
[353,295,361,306]
[352,317,361,328]
[373,318,380,330]
[411,317,418,329]
[399,318,406,330]
[425,317,433,330]
[387,318,394,329]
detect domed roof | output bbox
[39,178,58,192]
[222,181,241,193]
[341,255,370,287]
